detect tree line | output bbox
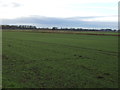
[1,25,37,29]
[0,25,118,32]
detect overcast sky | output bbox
[0,0,119,29]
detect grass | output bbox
[2,31,118,88]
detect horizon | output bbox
[1,24,118,30]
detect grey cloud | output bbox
[67,15,117,20]
[1,16,117,29]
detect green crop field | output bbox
[2,31,118,88]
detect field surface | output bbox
[2,31,118,88]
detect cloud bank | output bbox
[1,16,117,29]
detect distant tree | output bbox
[52,27,58,30]
[105,29,112,31]
[113,30,117,32]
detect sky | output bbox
[0,0,119,29]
